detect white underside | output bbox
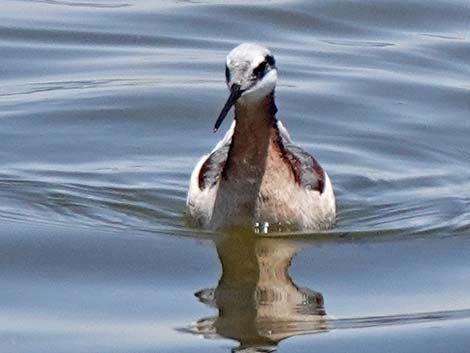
[187,121,336,231]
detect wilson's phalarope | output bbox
[187,43,336,231]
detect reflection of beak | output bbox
[213,84,243,133]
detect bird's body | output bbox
[187,43,336,231]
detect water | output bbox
[1,0,470,352]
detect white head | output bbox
[213,43,278,132]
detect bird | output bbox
[187,43,336,232]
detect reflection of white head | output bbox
[225,43,278,102]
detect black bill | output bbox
[213,84,243,133]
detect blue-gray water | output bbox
[1,1,470,352]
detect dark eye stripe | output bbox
[266,55,275,67]
[225,65,230,82]
[253,61,268,78]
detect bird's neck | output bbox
[223,92,278,179]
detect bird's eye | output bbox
[253,61,268,78]
[225,65,230,82]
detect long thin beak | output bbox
[213,84,242,133]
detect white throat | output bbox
[238,69,278,105]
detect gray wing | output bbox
[197,122,234,191]
[198,143,230,190]
[276,120,325,193]
[282,142,325,193]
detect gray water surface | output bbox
[1,1,470,352]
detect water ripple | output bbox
[1,0,469,240]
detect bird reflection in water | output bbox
[189,233,328,353]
